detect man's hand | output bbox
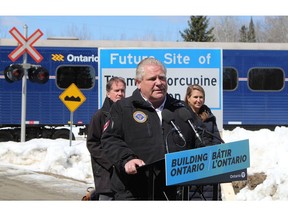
[124,159,145,174]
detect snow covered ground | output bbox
[1,126,287,214]
[1,126,288,200]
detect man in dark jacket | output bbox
[101,57,200,200]
[86,76,126,200]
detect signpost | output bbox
[59,83,86,146]
[8,25,43,142]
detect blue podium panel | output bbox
[165,139,250,186]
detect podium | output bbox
[137,139,250,200]
[138,159,247,200]
[137,158,165,200]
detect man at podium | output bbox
[101,57,201,200]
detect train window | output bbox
[248,68,284,91]
[56,65,95,89]
[223,67,238,90]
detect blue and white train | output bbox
[0,38,287,141]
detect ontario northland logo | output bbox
[52,54,64,61]
[51,53,99,62]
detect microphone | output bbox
[197,126,225,143]
[178,108,202,143]
[162,109,186,144]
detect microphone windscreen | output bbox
[162,109,174,123]
[178,107,192,122]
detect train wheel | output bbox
[51,129,75,140]
[0,130,14,142]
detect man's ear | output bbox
[136,79,141,89]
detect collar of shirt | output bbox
[140,93,166,123]
[155,99,165,123]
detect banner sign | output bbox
[165,139,250,186]
[99,48,223,130]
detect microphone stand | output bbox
[187,120,202,143]
[197,126,225,144]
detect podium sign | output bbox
[165,139,250,186]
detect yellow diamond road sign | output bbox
[59,83,86,113]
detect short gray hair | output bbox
[135,57,167,81]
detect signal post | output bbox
[6,25,49,142]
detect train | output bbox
[0,38,287,142]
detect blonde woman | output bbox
[185,84,222,147]
[185,84,222,201]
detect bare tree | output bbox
[210,16,240,42]
[253,20,265,42]
[62,24,92,40]
[0,27,8,38]
[262,16,288,42]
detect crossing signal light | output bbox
[4,64,24,83]
[3,64,49,84]
[28,66,49,84]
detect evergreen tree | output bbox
[239,25,248,42]
[179,16,215,42]
[238,17,257,43]
[248,17,256,42]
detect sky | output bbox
[0,15,269,42]
[0,126,288,214]
[0,16,191,42]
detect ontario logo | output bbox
[51,53,99,62]
[52,54,64,61]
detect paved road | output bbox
[0,164,91,200]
